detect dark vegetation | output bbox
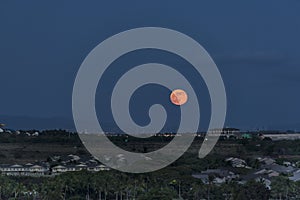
[1,131,300,199]
[0,130,86,164]
[0,169,277,200]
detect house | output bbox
[226,157,251,168]
[258,157,276,165]
[87,164,110,172]
[283,161,292,166]
[266,164,296,175]
[289,170,300,182]
[254,169,279,178]
[29,165,47,174]
[0,163,48,176]
[2,164,26,175]
[75,164,87,171]
[0,152,111,176]
[192,169,238,184]
[65,165,77,172]
[52,165,67,173]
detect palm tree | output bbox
[271,176,290,200]
[12,182,26,199]
[207,174,215,200]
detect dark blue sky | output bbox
[0,1,300,131]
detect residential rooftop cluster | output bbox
[0,154,110,176]
[192,156,300,190]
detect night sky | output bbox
[0,1,300,131]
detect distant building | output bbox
[0,163,49,176]
[258,131,300,141]
[52,165,68,173]
[208,128,240,139]
[88,164,110,172]
[51,163,110,174]
[0,154,110,176]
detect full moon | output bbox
[170,89,188,106]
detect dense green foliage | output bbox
[2,170,299,199]
[0,169,277,200]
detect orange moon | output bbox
[170,89,188,106]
